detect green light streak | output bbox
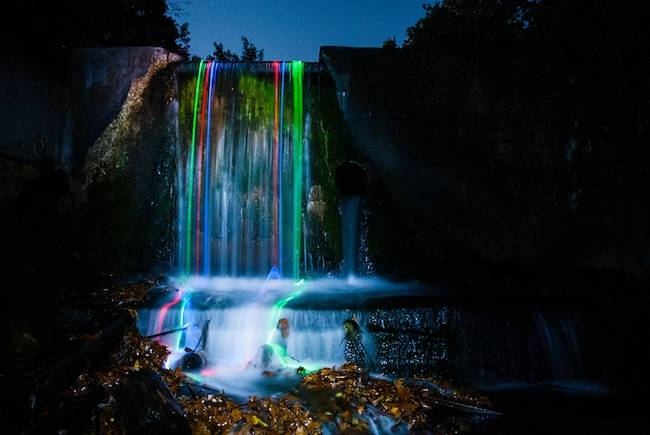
[263,279,318,372]
[265,279,305,344]
[185,61,205,273]
[238,75,275,125]
[174,297,188,350]
[291,61,304,278]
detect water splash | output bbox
[340,196,362,276]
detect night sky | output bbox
[180,0,426,61]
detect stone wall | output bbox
[0,49,70,163]
[0,47,181,277]
[320,46,649,282]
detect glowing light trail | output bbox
[264,279,305,368]
[195,61,212,273]
[204,62,218,275]
[279,62,286,276]
[174,296,189,349]
[292,61,304,278]
[154,290,183,336]
[185,61,205,273]
[178,61,307,276]
[272,61,280,267]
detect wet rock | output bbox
[115,368,190,435]
[73,48,180,275]
[367,308,449,335]
[366,308,449,377]
[174,350,206,371]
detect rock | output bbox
[174,351,205,371]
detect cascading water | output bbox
[339,195,374,277]
[139,60,587,405]
[138,60,404,398]
[166,60,315,392]
[340,196,362,276]
[176,61,308,277]
[136,62,441,421]
[137,274,424,398]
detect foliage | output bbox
[403,1,650,52]
[298,363,492,432]
[177,22,192,58]
[210,42,240,62]
[1,0,190,56]
[51,281,495,434]
[182,394,320,434]
[382,37,398,49]
[180,363,492,434]
[404,0,526,49]
[241,36,265,62]
[208,36,265,62]
[389,1,650,273]
[65,281,183,433]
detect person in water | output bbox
[276,318,290,344]
[250,318,295,371]
[343,316,368,369]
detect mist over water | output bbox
[340,196,362,276]
[138,275,428,398]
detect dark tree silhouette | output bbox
[176,22,192,58]
[208,37,264,62]
[382,37,398,49]
[240,37,264,62]
[404,0,525,49]
[390,1,650,277]
[209,42,240,62]
[1,0,190,56]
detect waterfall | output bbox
[138,61,425,398]
[136,276,429,397]
[340,195,373,276]
[140,304,353,369]
[340,196,362,276]
[449,307,585,382]
[176,61,308,278]
[143,61,368,393]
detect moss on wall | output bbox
[75,54,180,276]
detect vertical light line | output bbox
[186,60,205,274]
[204,62,218,275]
[195,61,212,273]
[272,61,280,267]
[174,296,188,350]
[279,62,286,276]
[292,61,304,278]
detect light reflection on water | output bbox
[138,275,429,398]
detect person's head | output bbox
[277,318,290,338]
[343,318,360,334]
